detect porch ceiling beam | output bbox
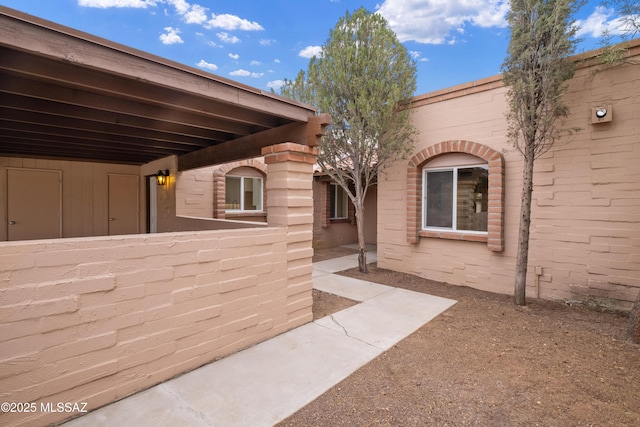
[0,46,285,130]
[0,121,202,155]
[0,96,232,143]
[178,114,331,171]
[0,132,187,158]
[0,74,260,136]
[0,112,214,150]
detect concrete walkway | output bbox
[63,249,456,427]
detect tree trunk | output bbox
[627,291,640,344]
[355,201,367,273]
[514,152,535,306]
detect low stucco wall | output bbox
[0,227,310,427]
[0,143,317,427]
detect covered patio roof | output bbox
[0,6,329,170]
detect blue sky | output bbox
[0,0,631,95]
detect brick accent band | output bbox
[261,143,319,164]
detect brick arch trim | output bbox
[212,159,268,219]
[216,159,267,176]
[406,140,504,251]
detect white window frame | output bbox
[225,175,263,212]
[330,183,348,220]
[422,164,488,234]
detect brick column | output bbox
[212,170,226,219]
[261,143,318,328]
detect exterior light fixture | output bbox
[156,169,169,186]
[591,104,612,124]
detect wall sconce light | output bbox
[155,169,169,186]
[591,104,612,124]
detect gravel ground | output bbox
[280,248,640,427]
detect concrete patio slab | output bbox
[315,287,456,350]
[160,323,380,427]
[313,250,377,274]
[364,288,458,323]
[315,302,429,350]
[312,273,391,302]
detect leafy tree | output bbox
[281,7,417,272]
[501,0,583,305]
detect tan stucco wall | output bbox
[312,179,358,249]
[0,143,316,427]
[311,179,378,249]
[378,48,640,310]
[0,156,142,241]
[175,158,268,223]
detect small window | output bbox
[330,183,348,219]
[225,176,263,211]
[422,165,488,233]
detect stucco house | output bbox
[0,7,330,427]
[175,158,379,249]
[312,172,377,249]
[379,38,640,312]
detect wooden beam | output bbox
[307,113,332,147]
[178,114,331,171]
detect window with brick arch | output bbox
[423,162,488,233]
[225,166,264,212]
[406,141,504,251]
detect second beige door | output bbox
[108,174,139,235]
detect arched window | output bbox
[225,166,264,212]
[407,141,504,251]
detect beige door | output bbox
[108,174,139,235]
[7,168,62,241]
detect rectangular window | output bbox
[423,166,488,232]
[330,183,348,219]
[225,176,263,211]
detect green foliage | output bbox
[280,7,417,194]
[501,0,583,160]
[596,0,640,65]
[279,70,316,106]
[603,0,640,38]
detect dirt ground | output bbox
[280,248,640,427]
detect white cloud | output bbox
[196,59,218,71]
[229,53,240,60]
[260,39,275,46]
[230,69,264,78]
[182,4,208,24]
[217,32,240,44]
[574,6,629,37]
[166,0,188,14]
[274,59,281,63]
[159,27,183,44]
[409,50,429,62]
[79,0,158,7]
[376,0,509,44]
[267,80,285,91]
[250,60,261,66]
[299,45,323,58]
[206,13,264,31]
